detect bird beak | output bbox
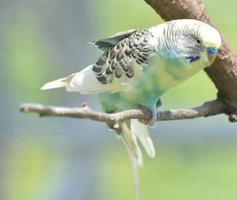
[207,47,218,64]
[208,55,216,64]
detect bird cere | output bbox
[41,19,221,200]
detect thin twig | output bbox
[20,99,227,124]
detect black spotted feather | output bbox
[91,29,156,85]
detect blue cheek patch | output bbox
[207,47,218,55]
[185,55,200,63]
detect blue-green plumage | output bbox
[98,65,164,114]
[99,46,197,115]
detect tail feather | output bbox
[41,65,107,94]
[131,119,155,158]
[120,122,143,166]
[125,143,141,200]
[119,120,156,200]
[41,73,76,90]
[120,121,142,200]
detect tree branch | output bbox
[20,99,231,126]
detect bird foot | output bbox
[107,122,120,131]
[156,99,162,108]
[138,105,157,126]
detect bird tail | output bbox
[41,65,107,94]
[41,73,76,90]
[119,120,155,200]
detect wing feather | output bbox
[91,29,137,52]
[92,29,156,87]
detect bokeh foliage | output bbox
[0,0,237,199]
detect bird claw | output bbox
[156,99,162,108]
[138,105,157,126]
[107,122,120,131]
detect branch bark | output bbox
[20,99,231,125]
[144,0,237,109]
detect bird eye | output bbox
[196,39,201,44]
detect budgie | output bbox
[41,19,221,200]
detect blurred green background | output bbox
[0,0,237,200]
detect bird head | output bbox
[198,22,221,64]
[161,19,221,67]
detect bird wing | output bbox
[91,29,137,52]
[91,29,157,87]
[41,29,158,94]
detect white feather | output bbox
[67,65,107,94]
[120,122,143,167]
[41,78,67,90]
[41,65,108,94]
[120,122,142,200]
[41,73,76,90]
[126,144,141,200]
[131,119,155,158]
